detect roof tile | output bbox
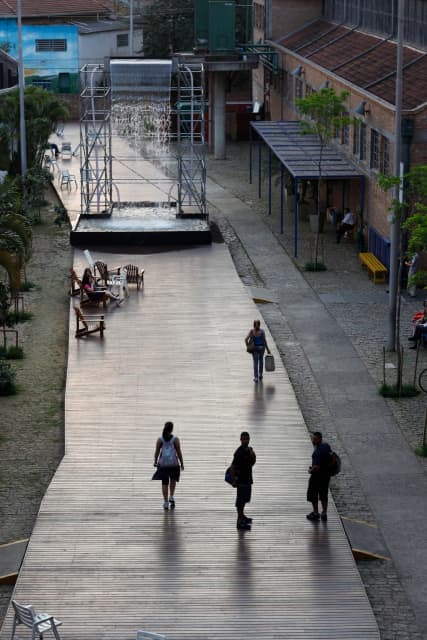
[279,19,427,110]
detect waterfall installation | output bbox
[71,59,210,246]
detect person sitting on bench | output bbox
[82,268,124,307]
[336,208,355,243]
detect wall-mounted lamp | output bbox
[319,80,329,90]
[354,100,370,116]
[291,65,304,77]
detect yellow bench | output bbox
[359,252,388,284]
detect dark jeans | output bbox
[336,223,354,242]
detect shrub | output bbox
[379,383,419,398]
[305,261,327,271]
[20,281,36,291]
[0,363,17,395]
[415,444,427,457]
[6,310,33,325]
[0,346,6,358]
[6,345,24,359]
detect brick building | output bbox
[253,0,427,264]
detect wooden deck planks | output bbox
[0,246,379,640]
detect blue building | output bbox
[0,1,138,94]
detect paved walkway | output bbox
[205,145,427,639]
[0,246,379,640]
[13,124,426,638]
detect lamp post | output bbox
[387,0,404,351]
[17,0,27,175]
[129,0,134,56]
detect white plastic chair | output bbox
[137,631,167,640]
[11,600,62,640]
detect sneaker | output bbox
[306,512,320,521]
[163,501,169,510]
[169,497,175,509]
[321,512,328,522]
[253,377,258,383]
[237,522,251,530]
[259,375,263,380]
[116,298,124,306]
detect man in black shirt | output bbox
[230,431,256,530]
[306,431,332,522]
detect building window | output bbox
[295,78,303,100]
[360,122,366,160]
[254,2,265,31]
[341,112,350,146]
[353,120,367,160]
[380,136,390,173]
[370,129,379,169]
[117,33,129,48]
[35,39,67,52]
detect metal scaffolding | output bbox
[79,64,113,215]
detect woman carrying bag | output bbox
[245,319,271,383]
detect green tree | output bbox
[379,165,427,392]
[143,0,194,57]
[296,88,353,267]
[0,86,68,173]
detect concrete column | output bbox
[213,72,226,160]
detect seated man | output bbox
[336,208,355,243]
[408,319,427,349]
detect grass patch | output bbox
[415,444,427,457]
[379,383,419,398]
[304,261,327,271]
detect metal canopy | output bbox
[249,120,365,257]
[251,120,364,179]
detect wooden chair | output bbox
[11,600,62,640]
[123,264,144,290]
[94,261,121,288]
[69,269,81,297]
[74,307,105,339]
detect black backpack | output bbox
[329,451,341,476]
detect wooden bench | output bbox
[358,252,388,284]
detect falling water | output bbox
[110,60,173,158]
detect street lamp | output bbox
[387,0,404,351]
[17,0,27,175]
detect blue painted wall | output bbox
[0,19,79,92]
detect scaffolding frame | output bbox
[79,61,207,219]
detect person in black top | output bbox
[306,431,332,522]
[230,431,256,530]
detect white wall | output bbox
[79,29,143,67]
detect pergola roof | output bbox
[251,121,364,180]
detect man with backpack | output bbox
[306,431,332,522]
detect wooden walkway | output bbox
[0,246,379,640]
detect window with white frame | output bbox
[370,128,379,169]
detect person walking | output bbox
[153,421,184,510]
[306,431,332,522]
[245,319,271,383]
[230,431,256,530]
